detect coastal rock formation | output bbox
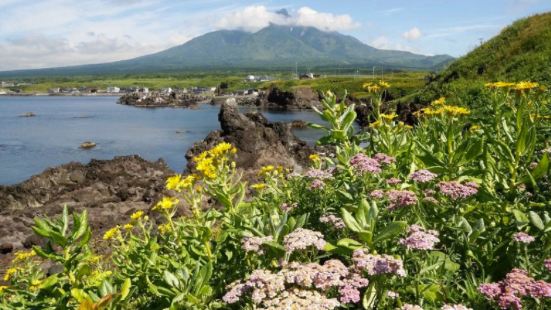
[119,92,211,108]
[186,101,317,177]
[255,87,321,110]
[0,156,173,256]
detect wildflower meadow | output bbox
[1,81,550,309]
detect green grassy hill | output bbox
[412,12,551,103]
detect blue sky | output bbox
[0,0,550,70]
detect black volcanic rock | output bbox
[0,156,173,255]
[186,101,317,178]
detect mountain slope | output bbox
[0,25,453,77]
[434,12,551,85]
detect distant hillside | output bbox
[434,12,551,86]
[0,25,453,78]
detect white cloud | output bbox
[402,27,422,40]
[0,2,359,70]
[216,5,359,32]
[370,35,425,54]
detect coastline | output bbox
[0,93,124,97]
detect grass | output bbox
[12,71,429,100]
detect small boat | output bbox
[80,141,96,149]
[20,112,36,117]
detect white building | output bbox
[107,86,120,93]
[1,81,14,87]
[246,75,256,82]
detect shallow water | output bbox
[0,96,322,185]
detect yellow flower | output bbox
[380,113,397,121]
[153,196,179,211]
[251,183,266,190]
[124,223,134,231]
[469,125,481,133]
[514,81,540,91]
[158,223,172,235]
[378,80,390,88]
[13,250,36,263]
[431,97,446,106]
[195,156,216,179]
[210,142,237,158]
[3,268,17,282]
[441,105,471,116]
[485,81,515,89]
[309,154,321,162]
[0,285,7,293]
[259,165,275,175]
[103,226,121,241]
[166,175,182,190]
[130,210,144,220]
[369,120,382,128]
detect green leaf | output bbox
[163,271,180,288]
[39,275,58,289]
[529,211,545,231]
[362,284,377,309]
[120,278,131,301]
[512,209,529,224]
[341,208,362,232]
[373,221,407,243]
[336,238,363,250]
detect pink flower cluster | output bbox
[370,189,384,199]
[319,214,346,230]
[350,153,382,174]
[400,225,440,250]
[402,304,424,310]
[223,259,369,308]
[374,153,396,165]
[386,177,402,185]
[283,228,326,254]
[310,179,325,190]
[352,249,406,277]
[387,190,418,210]
[441,305,472,310]
[437,181,478,200]
[242,235,274,254]
[305,168,333,180]
[280,202,298,213]
[479,268,551,309]
[513,232,535,244]
[410,169,438,183]
[545,258,551,272]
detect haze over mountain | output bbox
[0,25,454,77]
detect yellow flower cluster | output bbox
[259,165,275,175]
[193,142,237,179]
[432,97,446,105]
[485,82,515,89]
[153,197,179,211]
[124,223,134,231]
[380,113,397,121]
[166,174,196,191]
[309,154,321,162]
[363,80,391,93]
[12,250,36,263]
[0,285,7,293]
[419,104,471,118]
[3,268,17,281]
[103,226,121,241]
[251,183,266,191]
[158,223,172,235]
[130,210,144,221]
[485,81,543,91]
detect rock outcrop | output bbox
[119,92,211,108]
[186,101,317,177]
[255,87,320,110]
[0,156,173,256]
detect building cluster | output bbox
[0,80,32,94]
[45,86,218,96]
[245,75,273,82]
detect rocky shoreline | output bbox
[0,102,319,270]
